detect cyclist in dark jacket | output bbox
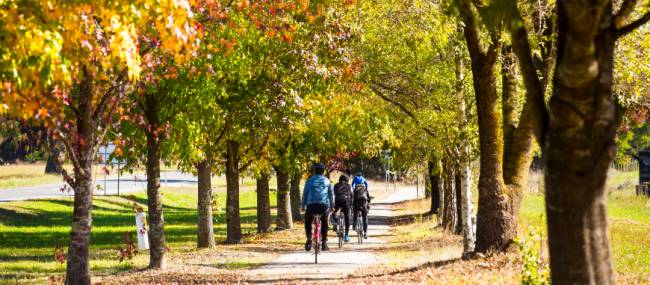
[352,172,371,239]
[333,175,353,242]
[302,163,334,251]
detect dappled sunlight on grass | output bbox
[0,186,281,283]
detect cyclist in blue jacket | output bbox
[352,172,371,239]
[302,163,334,251]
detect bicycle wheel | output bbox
[314,239,319,264]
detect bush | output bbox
[516,227,550,285]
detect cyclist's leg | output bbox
[352,201,359,229]
[343,205,351,235]
[319,204,329,242]
[304,205,314,241]
[362,203,369,234]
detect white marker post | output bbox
[135,212,149,250]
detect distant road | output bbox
[0,171,198,202]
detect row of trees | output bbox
[1,0,648,284]
[355,0,649,283]
[1,1,396,284]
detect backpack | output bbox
[334,183,352,205]
[353,184,369,201]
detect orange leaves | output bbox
[236,0,249,11]
[219,38,236,56]
[280,32,293,44]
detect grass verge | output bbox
[0,186,303,284]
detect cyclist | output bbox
[332,175,353,242]
[352,172,370,239]
[301,163,334,252]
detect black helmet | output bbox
[312,163,325,175]
[339,175,349,182]
[355,171,363,177]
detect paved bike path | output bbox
[244,186,420,283]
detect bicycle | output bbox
[312,214,322,264]
[335,209,345,248]
[355,209,364,244]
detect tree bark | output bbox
[290,169,302,221]
[225,140,242,243]
[458,4,516,253]
[65,72,95,285]
[441,161,456,232]
[502,46,519,157]
[275,167,293,230]
[458,149,475,254]
[428,160,441,214]
[472,57,516,252]
[424,161,432,199]
[256,171,272,233]
[543,3,618,283]
[196,159,215,248]
[454,170,463,235]
[455,53,476,253]
[501,46,534,234]
[144,93,166,268]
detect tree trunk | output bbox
[473,59,516,252]
[544,3,617,283]
[455,53,476,253]
[65,73,95,285]
[454,170,463,235]
[45,141,63,174]
[65,161,93,285]
[275,167,293,230]
[441,161,456,232]
[458,149,475,254]
[501,45,533,234]
[428,160,441,214]
[256,171,272,233]
[197,159,215,248]
[225,140,242,243]
[424,161,432,198]
[290,169,302,221]
[502,45,519,156]
[458,8,516,252]
[144,93,166,268]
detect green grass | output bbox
[519,171,650,283]
[0,187,277,283]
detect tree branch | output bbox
[239,135,269,172]
[370,83,437,137]
[614,0,639,27]
[616,11,650,38]
[503,0,549,144]
[93,68,128,126]
[59,131,84,177]
[457,0,486,60]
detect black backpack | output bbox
[334,183,352,205]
